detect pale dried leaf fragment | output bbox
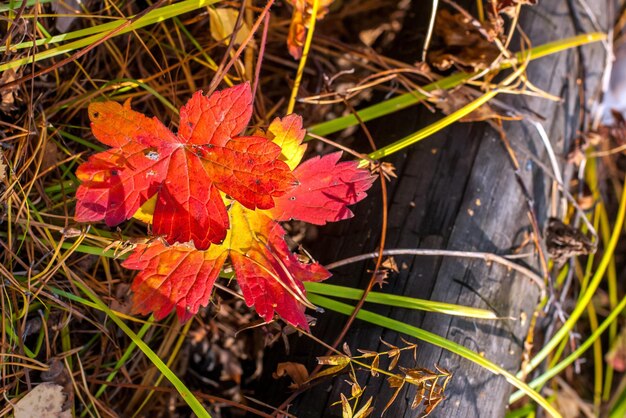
[312,355,350,380]
[370,355,380,377]
[381,257,399,273]
[208,7,251,45]
[13,383,71,418]
[493,0,538,17]
[0,150,7,182]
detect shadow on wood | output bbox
[254,1,613,417]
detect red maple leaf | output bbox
[75,83,295,249]
[269,151,375,225]
[121,114,375,329]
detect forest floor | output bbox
[1,1,626,417]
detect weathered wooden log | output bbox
[256,1,613,416]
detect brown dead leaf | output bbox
[13,383,71,418]
[1,69,19,113]
[383,375,405,416]
[428,9,501,71]
[372,269,389,288]
[41,358,74,408]
[286,0,334,59]
[273,361,310,389]
[552,382,592,418]
[41,141,62,173]
[342,342,352,357]
[370,355,379,377]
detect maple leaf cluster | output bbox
[75,83,374,329]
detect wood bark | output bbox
[257,1,614,416]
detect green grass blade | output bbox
[0,0,221,72]
[363,89,498,163]
[71,280,212,418]
[519,173,626,377]
[307,293,562,418]
[0,0,53,12]
[610,383,626,418]
[307,33,606,139]
[304,282,497,319]
[510,292,626,404]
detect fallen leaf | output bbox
[428,9,501,72]
[286,0,334,59]
[13,383,71,418]
[0,69,18,113]
[208,7,251,45]
[75,83,295,250]
[0,150,7,182]
[272,361,310,389]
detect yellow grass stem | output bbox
[287,0,320,114]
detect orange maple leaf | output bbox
[75,83,294,250]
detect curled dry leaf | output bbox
[428,9,501,72]
[0,69,19,113]
[0,150,7,182]
[313,355,350,380]
[286,0,334,59]
[273,362,310,389]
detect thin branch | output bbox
[325,248,546,299]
